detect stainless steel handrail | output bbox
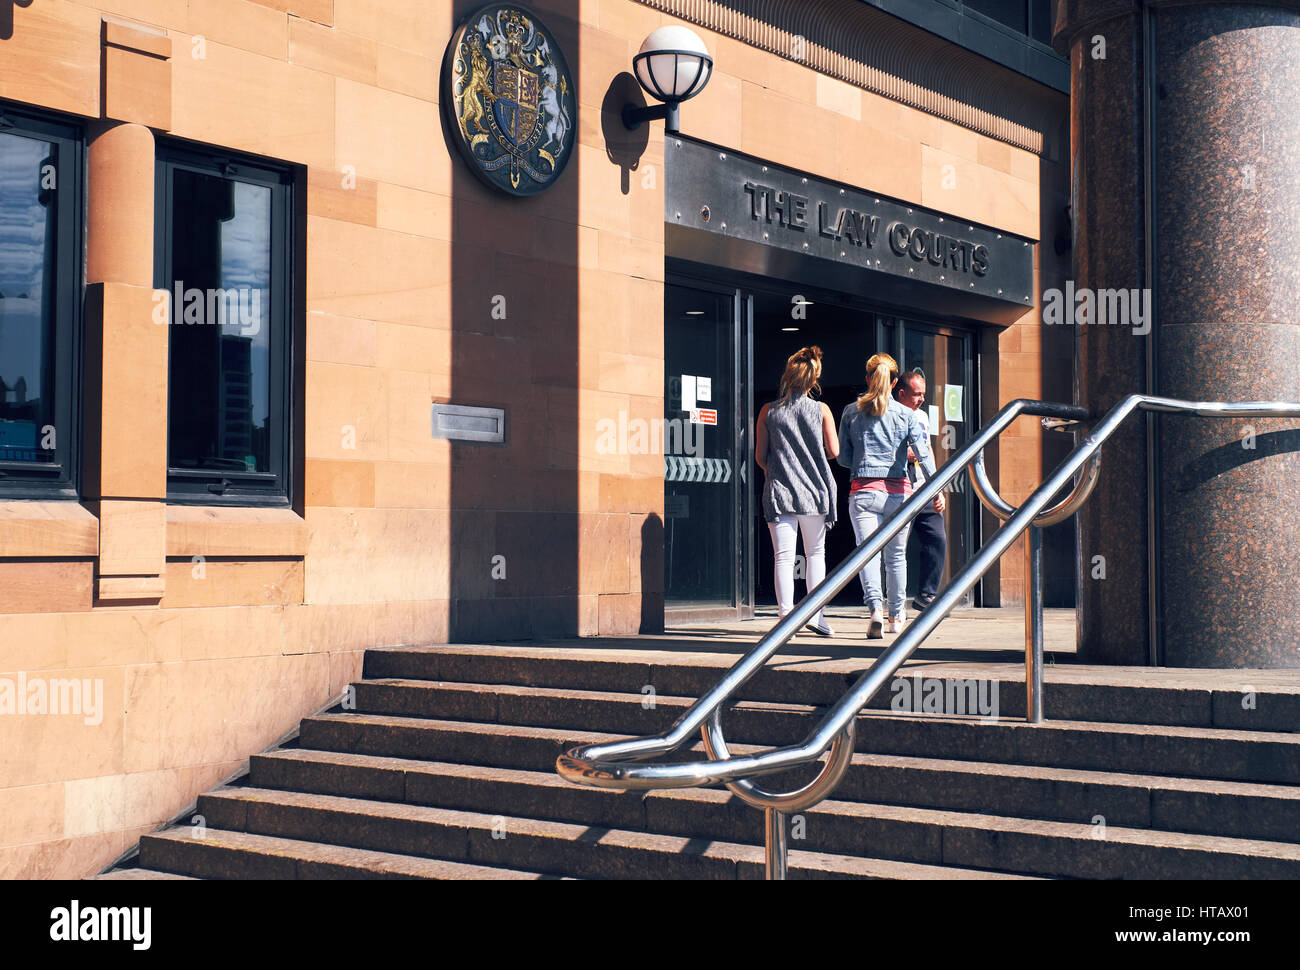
[969,427,1103,721]
[557,394,1300,878]
[971,447,1102,528]
[556,397,1087,789]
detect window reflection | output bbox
[166,170,273,473]
[0,132,56,464]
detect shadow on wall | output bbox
[611,73,666,635]
[1038,120,1077,609]
[444,0,581,641]
[445,3,665,641]
[1175,429,1300,491]
[602,71,649,194]
[641,513,664,633]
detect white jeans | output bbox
[848,490,910,617]
[767,513,827,625]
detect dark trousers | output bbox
[909,510,947,599]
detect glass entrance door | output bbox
[663,281,751,617]
[662,270,979,620]
[894,320,977,604]
[752,294,893,609]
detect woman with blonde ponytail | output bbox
[837,353,935,639]
[756,346,840,636]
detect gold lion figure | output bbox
[458,34,496,138]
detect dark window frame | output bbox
[860,0,1068,93]
[154,141,297,508]
[0,103,84,501]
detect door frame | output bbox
[662,273,754,625]
[663,261,985,622]
[888,315,981,608]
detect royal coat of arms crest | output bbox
[443,4,576,196]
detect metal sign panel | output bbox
[431,403,506,443]
[664,137,1034,310]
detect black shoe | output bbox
[912,594,935,612]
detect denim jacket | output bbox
[837,398,937,480]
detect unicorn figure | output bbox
[539,63,571,156]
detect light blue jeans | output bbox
[848,490,910,617]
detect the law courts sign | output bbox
[665,138,1034,321]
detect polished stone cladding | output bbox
[1064,18,1151,667]
[1056,0,1300,668]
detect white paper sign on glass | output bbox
[944,384,963,422]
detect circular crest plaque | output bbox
[442,4,576,196]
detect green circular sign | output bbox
[945,385,962,420]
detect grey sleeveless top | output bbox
[761,393,837,527]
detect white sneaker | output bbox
[867,608,884,640]
[886,614,907,634]
[805,618,834,637]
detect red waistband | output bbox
[850,477,910,495]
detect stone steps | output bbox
[363,645,1300,730]
[184,786,1040,880]
[243,748,1300,879]
[108,643,1300,879]
[347,678,1300,785]
[255,744,1300,845]
[137,827,560,880]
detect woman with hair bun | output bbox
[838,353,936,639]
[755,346,840,637]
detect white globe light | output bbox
[634,25,713,103]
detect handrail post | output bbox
[765,808,787,880]
[557,398,1300,816]
[1024,525,1044,723]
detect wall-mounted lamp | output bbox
[623,26,713,134]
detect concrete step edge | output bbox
[188,789,1044,880]
[201,785,1300,861]
[309,705,1300,750]
[346,683,1300,744]
[362,644,1300,692]
[359,678,816,714]
[89,868,199,880]
[259,746,1300,802]
[139,827,561,880]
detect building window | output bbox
[964,0,1054,45]
[0,105,82,499]
[155,144,295,505]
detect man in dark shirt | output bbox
[898,371,946,612]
